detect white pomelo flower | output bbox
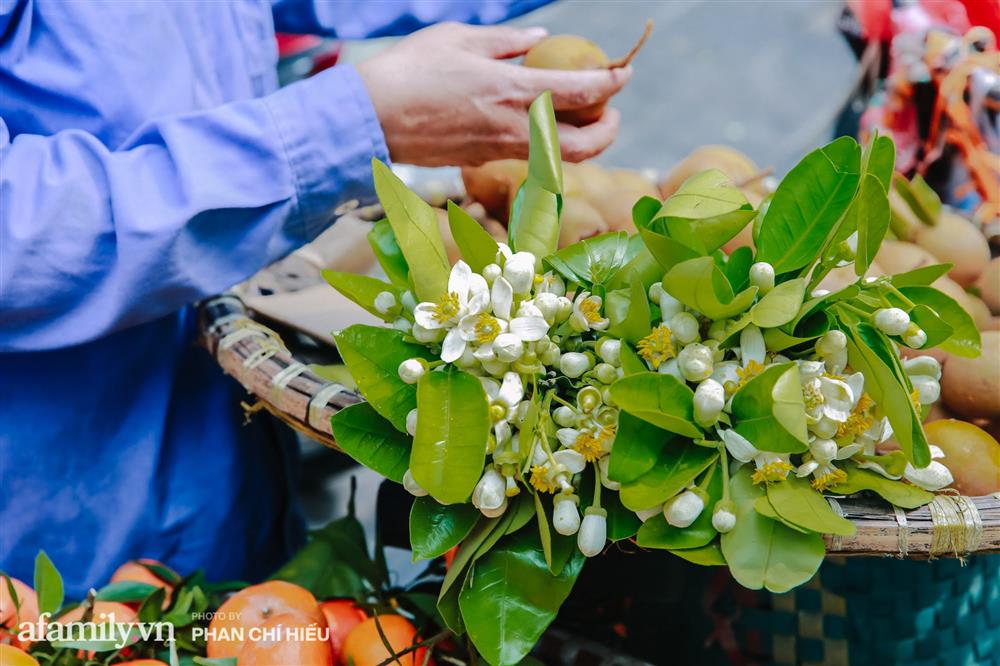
[413,261,490,363]
[903,445,954,491]
[503,251,537,293]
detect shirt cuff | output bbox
[263,64,390,241]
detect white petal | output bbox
[797,460,820,477]
[509,316,549,342]
[556,428,580,448]
[413,303,442,330]
[466,273,490,315]
[722,429,760,463]
[494,420,512,444]
[440,329,466,363]
[740,325,766,366]
[478,376,500,399]
[904,461,953,491]
[457,314,481,341]
[448,261,472,300]
[491,277,513,320]
[498,371,524,407]
[474,344,497,362]
[929,444,945,459]
[553,449,586,474]
[857,459,901,480]
[836,443,864,460]
[846,373,865,407]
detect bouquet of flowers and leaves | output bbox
[323,92,981,666]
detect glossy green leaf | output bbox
[853,174,891,275]
[459,530,584,666]
[322,271,398,321]
[829,466,934,509]
[525,91,563,193]
[437,516,501,634]
[412,368,490,504]
[329,405,410,484]
[333,325,433,432]
[608,246,664,291]
[367,219,409,288]
[620,342,647,376]
[899,286,980,358]
[751,278,806,328]
[731,362,809,453]
[756,137,861,273]
[663,257,758,320]
[95,581,158,603]
[753,495,811,533]
[447,201,498,273]
[889,263,952,287]
[610,372,702,438]
[637,223,702,271]
[270,516,374,599]
[894,173,941,226]
[608,412,675,484]
[34,551,63,616]
[907,304,954,349]
[545,231,632,288]
[372,159,450,301]
[654,169,756,254]
[866,134,896,192]
[607,275,653,344]
[668,542,727,566]
[720,468,825,593]
[635,460,722,549]
[409,497,480,561]
[765,475,855,536]
[619,443,717,511]
[725,246,754,292]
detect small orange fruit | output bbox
[237,612,332,666]
[0,643,39,666]
[206,580,323,660]
[343,615,425,666]
[320,599,366,662]
[110,559,175,609]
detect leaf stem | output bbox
[592,463,603,510]
[881,283,916,309]
[719,444,731,501]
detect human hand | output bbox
[356,22,631,167]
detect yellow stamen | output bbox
[910,389,922,412]
[573,432,603,462]
[473,313,502,344]
[636,325,675,370]
[751,460,794,485]
[734,359,767,392]
[811,469,848,491]
[837,392,875,438]
[533,274,545,285]
[529,465,559,493]
[803,381,825,411]
[433,292,461,323]
[579,298,604,325]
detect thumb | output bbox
[463,25,549,59]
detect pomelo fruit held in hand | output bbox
[924,419,1000,495]
[524,35,610,126]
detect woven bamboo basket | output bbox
[198,291,1000,559]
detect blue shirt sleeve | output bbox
[0,64,389,352]
[270,0,552,38]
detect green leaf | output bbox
[637,223,702,271]
[34,550,64,616]
[765,475,855,536]
[610,372,702,439]
[720,467,825,593]
[756,137,862,274]
[619,342,647,376]
[731,362,809,453]
[271,516,374,598]
[653,169,756,254]
[459,530,584,666]
[607,412,675,484]
[95,581,159,603]
[368,218,410,288]
[412,368,490,504]
[894,173,941,226]
[409,497,480,561]
[829,466,934,509]
[322,271,397,321]
[751,278,806,328]
[545,231,632,289]
[330,402,411,483]
[668,542,727,566]
[635,460,723,549]
[619,443,718,511]
[866,134,896,192]
[662,257,758,320]
[607,276,653,344]
[753,495,811,533]
[889,263,953,287]
[724,246,754,292]
[193,659,238,666]
[853,174,891,276]
[447,201,498,273]
[334,324,434,432]
[437,516,502,634]
[846,324,930,467]
[525,91,563,194]
[372,159,450,302]
[899,286,980,358]
[908,304,954,349]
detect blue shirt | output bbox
[0,0,544,597]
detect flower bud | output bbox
[503,252,536,293]
[392,317,411,332]
[703,339,724,362]
[533,292,560,323]
[577,386,603,413]
[482,263,502,284]
[677,343,714,382]
[481,499,508,518]
[493,333,524,363]
[537,272,566,296]
[904,460,953,491]
[670,312,701,345]
[693,379,726,427]
[903,327,928,349]
[664,490,705,528]
[816,330,847,357]
[553,405,576,427]
[659,291,684,321]
[577,507,608,557]
[481,358,509,377]
[711,500,737,533]
[740,325,766,366]
[634,505,663,522]
[825,348,848,375]
[560,352,592,379]
[708,320,729,342]
[412,323,444,344]
[902,355,942,380]
[374,291,398,315]
[472,468,506,513]
[596,338,622,366]
[648,282,665,304]
[401,290,417,312]
[398,358,427,384]
[658,357,685,382]
[405,408,418,436]
[910,375,940,405]
[810,416,839,439]
[553,494,581,536]
[594,362,618,384]
[873,308,911,336]
[402,469,428,497]
[749,262,775,293]
[555,297,573,323]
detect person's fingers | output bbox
[515,66,633,110]
[459,24,549,59]
[557,108,621,162]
